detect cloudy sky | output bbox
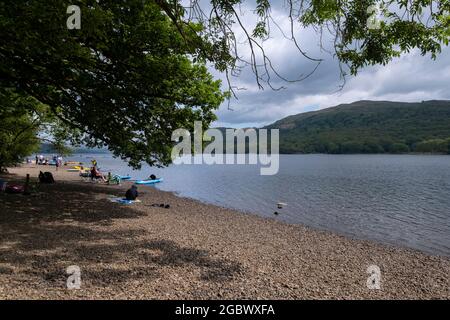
[208,2,450,128]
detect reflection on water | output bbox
[67,154,450,257]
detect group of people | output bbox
[86,158,154,202]
[87,160,119,186]
[34,154,63,169]
[89,160,139,201]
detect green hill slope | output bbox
[38,143,110,154]
[265,100,450,154]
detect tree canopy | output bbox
[0,89,42,170]
[1,0,225,168]
[161,0,449,90]
[0,0,448,168]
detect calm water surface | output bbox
[67,154,450,257]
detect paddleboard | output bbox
[108,197,141,204]
[114,175,131,180]
[135,178,163,185]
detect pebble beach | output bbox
[0,164,448,299]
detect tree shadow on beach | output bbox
[0,178,244,290]
[0,224,243,287]
[0,178,146,224]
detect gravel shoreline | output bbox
[0,165,449,299]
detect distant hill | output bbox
[264,100,450,154]
[38,143,109,154]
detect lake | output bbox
[65,154,450,257]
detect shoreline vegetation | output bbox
[0,164,449,299]
[38,143,450,157]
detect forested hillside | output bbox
[265,100,450,154]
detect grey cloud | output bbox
[207,2,450,128]
[212,46,450,127]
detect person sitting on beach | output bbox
[90,166,106,182]
[125,185,138,200]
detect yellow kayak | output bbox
[67,167,89,172]
[65,161,83,165]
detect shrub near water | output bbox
[415,138,450,154]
